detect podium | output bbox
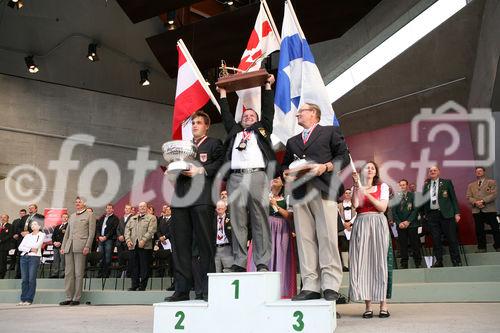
[153,272,337,333]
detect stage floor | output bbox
[1,302,499,333]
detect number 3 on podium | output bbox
[292,311,304,331]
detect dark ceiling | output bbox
[117,0,382,78]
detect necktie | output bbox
[217,217,224,241]
[302,129,310,142]
[431,181,437,205]
[478,180,483,187]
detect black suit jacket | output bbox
[0,223,13,252]
[51,222,68,245]
[116,214,133,238]
[17,213,45,235]
[220,89,278,178]
[156,215,173,243]
[282,125,349,201]
[96,214,119,240]
[171,136,224,207]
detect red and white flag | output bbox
[235,0,280,121]
[172,39,220,140]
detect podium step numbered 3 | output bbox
[154,272,337,333]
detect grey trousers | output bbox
[214,245,234,273]
[293,185,343,292]
[227,171,271,268]
[51,247,65,277]
[64,251,86,301]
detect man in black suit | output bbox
[50,213,69,278]
[156,204,174,281]
[282,103,349,301]
[116,204,133,277]
[214,200,234,272]
[10,209,26,274]
[0,214,12,279]
[217,74,276,273]
[14,204,44,278]
[166,110,224,302]
[95,204,119,277]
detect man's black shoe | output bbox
[453,262,463,267]
[323,289,340,301]
[203,293,208,302]
[230,265,246,272]
[256,264,269,272]
[165,292,190,302]
[336,312,341,319]
[128,287,138,291]
[195,293,203,300]
[431,261,444,268]
[415,262,422,269]
[292,290,321,301]
[69,301,80,306]
[138,287,146,291]
[400,262,408,269]
[59,300,72,306]
[166,285,175,291]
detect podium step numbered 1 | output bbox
[154,272,336,333]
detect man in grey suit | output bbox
[59,197,96,306]
[466,167,499,252]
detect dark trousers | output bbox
[98,239,114,276]
[397,226,422,265]
[20,256,40,302]
[473,212,500,249]
[428,210,461,264]
[171,205,215,295]
[129,247,152,289]
[0,250,8,279]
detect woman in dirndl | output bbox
[349,161,393,319]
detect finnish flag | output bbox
[273,1,339,144]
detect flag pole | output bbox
[177,39,221,112]
[285,0,305,39]
[261,0,281,43]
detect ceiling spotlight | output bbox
[87,43,99,62]
[7,0,24,10]
[167,10,175,25]
[226,1,234,5]
[24,56,39,74]
[140,70,150,86]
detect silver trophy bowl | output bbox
[161,140,197,175]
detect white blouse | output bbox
[18,232,44,257]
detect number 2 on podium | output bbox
[175,311,185,330]
[231,279,240,299]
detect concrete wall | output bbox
[0,74,170,218]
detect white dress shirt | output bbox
[231,131,265,169]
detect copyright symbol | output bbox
[4,164,47,206]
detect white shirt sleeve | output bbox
[380,183,390,201]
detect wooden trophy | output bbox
[215,60,269,92]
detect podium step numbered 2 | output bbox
[154,272,336,333]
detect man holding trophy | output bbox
[217,74,276,273]
[165,111,224,302]
[282,103,350,301]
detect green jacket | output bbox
[391,191,419,228]
[421,178,460,219]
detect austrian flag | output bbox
[172,39,220,140]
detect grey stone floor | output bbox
[0,303,499,333]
